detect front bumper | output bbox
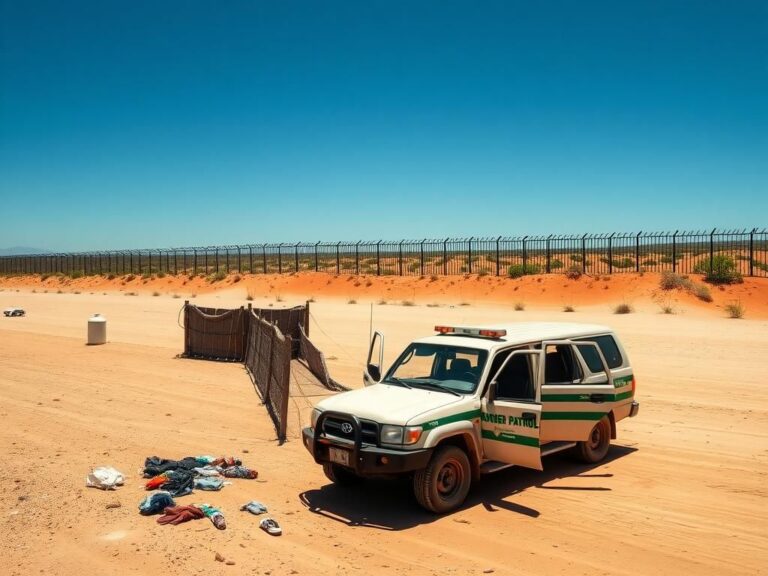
[629,401,640,417]
[303,413,432,476]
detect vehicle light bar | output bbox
[434,326,507,338]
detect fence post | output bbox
[635,231,642,272]
[420,239,424,276]
[749,228,755,276]
[238,247,242,274]
[314,241,320,272]
[278,244,283,274]
[709,228,716,274]
[581,234,587,274]
[336,242,340,274]
[468,237,473,274]
[376,241,381,276]
[262,244,267,274]
[522,236,528,271]
[546,235,552,273]
[294,243,299,272]
[398,241,403,275]
[304,300,310,336]
[193,250,197,275]
[183,301,190,355]
[608,233,614,274]
[215,248,219,274]
[672,232,677,272]
[248,246,253,274]
[443,239,448,275]
[495,236,501,276]
[355,241,361,275]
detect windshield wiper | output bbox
[383,376,412,389]
[409,381,461,396]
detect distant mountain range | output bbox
[0,247,53,256]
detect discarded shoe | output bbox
[240,501,268,515]
[259,517,282,536]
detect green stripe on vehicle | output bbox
[419,409,482,431]
[542,392,634,402]
[614,375,633,388]
[481,429,539,447]
[541,412,605,421]
[614,390,634,401]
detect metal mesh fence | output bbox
[3,228,766,278]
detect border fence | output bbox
[2,228,767,278]
[182,301,342,442]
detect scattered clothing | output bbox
[241,501,268,515]
[194,455,217,465]
[193,466,223,477]
[259,517,282,536]
[194,477,224,491]
[156,505,206,525]
[86,466,125,490]
[211,456,241,468]
[143,456,201,478]
[222,466,258,479]
[145,470,194,497]
[139,491,175,515]
[196,503,226,530]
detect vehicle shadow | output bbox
[298,445,637,530]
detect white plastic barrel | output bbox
[87,313,107,345]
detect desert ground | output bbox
[1,272,767,576]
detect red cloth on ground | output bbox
[156,505,206,525]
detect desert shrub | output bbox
[40,273,51,281]
[565,265,582,280]
[478,269,490,277]
[377,299,387,305]
[401,300,415,306]
[660,255,673,264]
[429,274,439,282]
[152,291,160,297]
[659,271,691,290]
[347,299,357,304]
[69,271,83,279]
[125,274,136,282]
[106,273,116,280]
[753,260,768,273]
[141,272,152,279]
[172,294,181,299]
[569,254,583,262]
[275,294,284,302]
[613,303,633,314]
[408,262,420,273]
[641,258,657,266]
[382,269,396,276]
[514,302,525,311]
[563,305,575,312]
[692,284,713,302]
[550,259,564,270]
[208,271,227,282]
[507,263,540,278]
[601,257,635,269]
[724,301,745,319]
[426,303,440,308]
[693,255,743,284]
[157,272,166,279]
[458,302,470,307]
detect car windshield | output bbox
[382,343,488,394]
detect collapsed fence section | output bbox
[180,301,342,442]
[244,312,292,443]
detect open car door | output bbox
[363,331,384,386]
[480,349,544,470]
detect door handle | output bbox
[590,394,606,403]
[522,412,537,420]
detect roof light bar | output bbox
[434,326,507,338]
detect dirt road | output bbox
[1,284,766,575]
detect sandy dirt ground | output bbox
[1,273,767,576]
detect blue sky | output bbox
[1,0,765,251]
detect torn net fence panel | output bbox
[183,304,248,361]
[298,325,348,391]
[244,312,291,443]
[250,305,308,357]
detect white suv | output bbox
[303,322,639,513]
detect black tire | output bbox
[576,416,611,463]
[413,445,471,514]
[322,463,362,486]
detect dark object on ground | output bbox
[156,505,205,525]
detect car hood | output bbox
[316,383,465,426]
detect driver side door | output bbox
[480,349,544,470]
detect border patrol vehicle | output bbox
[303,322,639,513]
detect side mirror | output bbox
[488,381,497,403]
[366,364,381,382]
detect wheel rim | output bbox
[589,424,603,450]
[436,458,464,499]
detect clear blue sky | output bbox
[1,0,765,251]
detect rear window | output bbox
[576,335,623,371]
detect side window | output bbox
[576,335,623,370]
[544,345,582,384]
[489,349,534,401]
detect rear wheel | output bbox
[576,416,611,463]
[322,463,362,486]
[413,445,471,514]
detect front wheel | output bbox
[576,416,611,463]
[413,445,471,514]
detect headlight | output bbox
[381,425,423,445]
[380,425,404,444]
[311,408,322,430]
